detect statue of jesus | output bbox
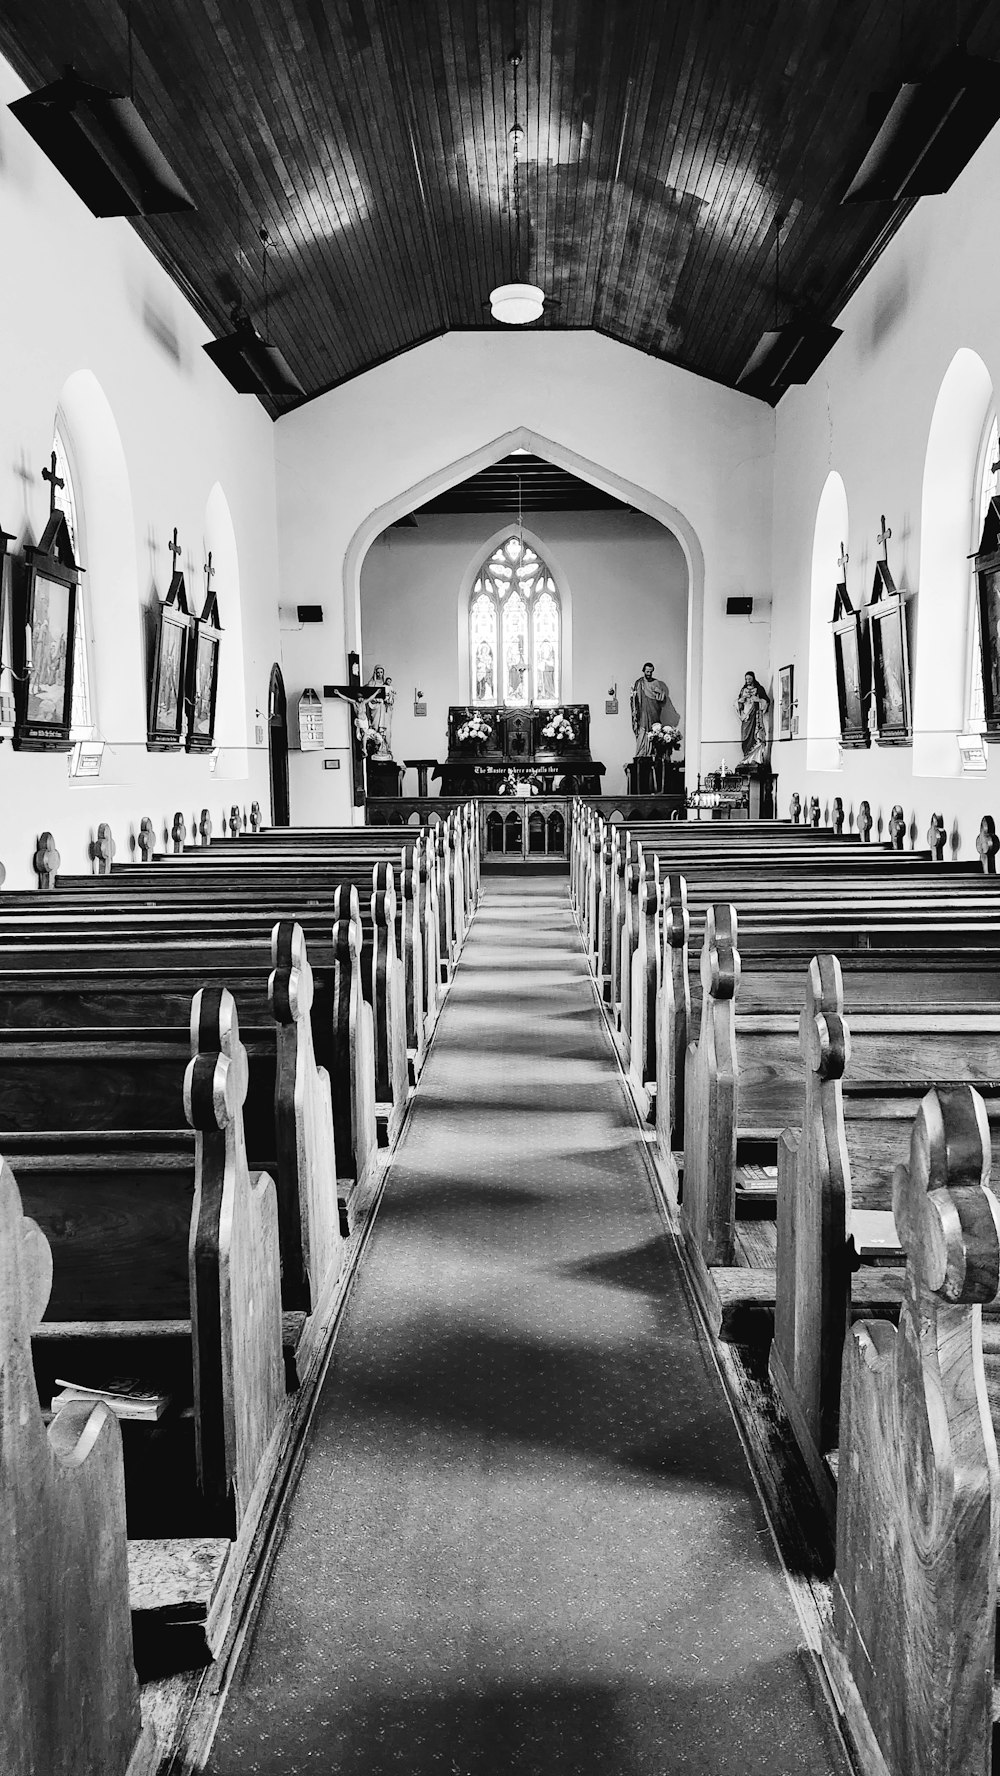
[630,661,675,757]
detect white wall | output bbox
[359,510,688,793]
[0,54,280,887]
[768,112,1000,857]
[275,331,775,823]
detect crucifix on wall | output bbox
[323,650,395,806]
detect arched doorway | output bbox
[268,663,290,826]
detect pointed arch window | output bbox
[52,420,94,735]
[469,536,561,706]
[969,410,999,732]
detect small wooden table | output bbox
[404,757,438,797]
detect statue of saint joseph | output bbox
[630,662,675,757]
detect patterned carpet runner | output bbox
[207,873,846,1775]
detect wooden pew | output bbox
[0,875,404,1152]
[1,1156,157,1776]
[679,914,1000,1342]
[0,922,347,1330]
[768,955,1000,1524]
[590,817,992,1079]
[628,834,1000,1148]
[143,824,443,1046]
[821,1083,1000,1776]
[27,843,422,1109]
[0,912,379,1238]
[199,801,478,974]
[7,989,288,1659]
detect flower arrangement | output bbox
[648,722,681,756]
[541,713,575,744]
[456,711,493,746]
[498,772,541,796]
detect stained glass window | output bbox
[469,535,561,705]
[970,413,999,732]
[52,423,93,735]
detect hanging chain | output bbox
[260,224,270,337]
[510,51,523,279]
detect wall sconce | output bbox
[605,683,619,716]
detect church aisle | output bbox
[206,874,846,1776]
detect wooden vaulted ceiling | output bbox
[413,452,633,514]
[1,1,998,417]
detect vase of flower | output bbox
[647,722,682,792]
[540,712,576,754]
[456,711,493,753]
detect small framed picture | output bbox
[777,663,794,740]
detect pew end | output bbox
[0,1155,158,1776]
[823,1085,1000,1776]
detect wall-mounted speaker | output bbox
[726,596,754,616]
[296,604,324,623]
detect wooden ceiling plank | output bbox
[689,0,900,379]
[582,1,654,332]
[404,1,493,326]
[643,0,791,357]
[611,0,709,347]
[592,0,674,341]
[2,0,985,405]
[451,0,504,320]
[159,0,356,386]
[280,0,438,366]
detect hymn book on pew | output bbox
[51,1375,171,1421]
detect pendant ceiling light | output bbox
[490,49,545,325]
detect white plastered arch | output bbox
[342,425,705,779]
[806,470,849,772]
[913,347,994,776]
[55,368,140,740]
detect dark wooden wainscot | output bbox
[13,504,81,753]
[831,570,870,749]
[185,575,221,754]
[147,548,191,752]
[868,516,911,746]
[974,492,1000,742]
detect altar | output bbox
[435,703,605,795]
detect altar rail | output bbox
[367,794,689,855]
[572,793,688,823]
[365,797,472,827]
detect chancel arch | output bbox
[54,369,140,743]
[805,470,849,773]
[347,426,704,780]
[912,347,994,777]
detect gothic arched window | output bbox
[469,536,561,707]
[52,419,94,735]
[969,410,999,732]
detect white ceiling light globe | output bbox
[489,283,545,325]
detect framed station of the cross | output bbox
[974,491,1000,739]
[831,542,870,749]
[13,452,82,752]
